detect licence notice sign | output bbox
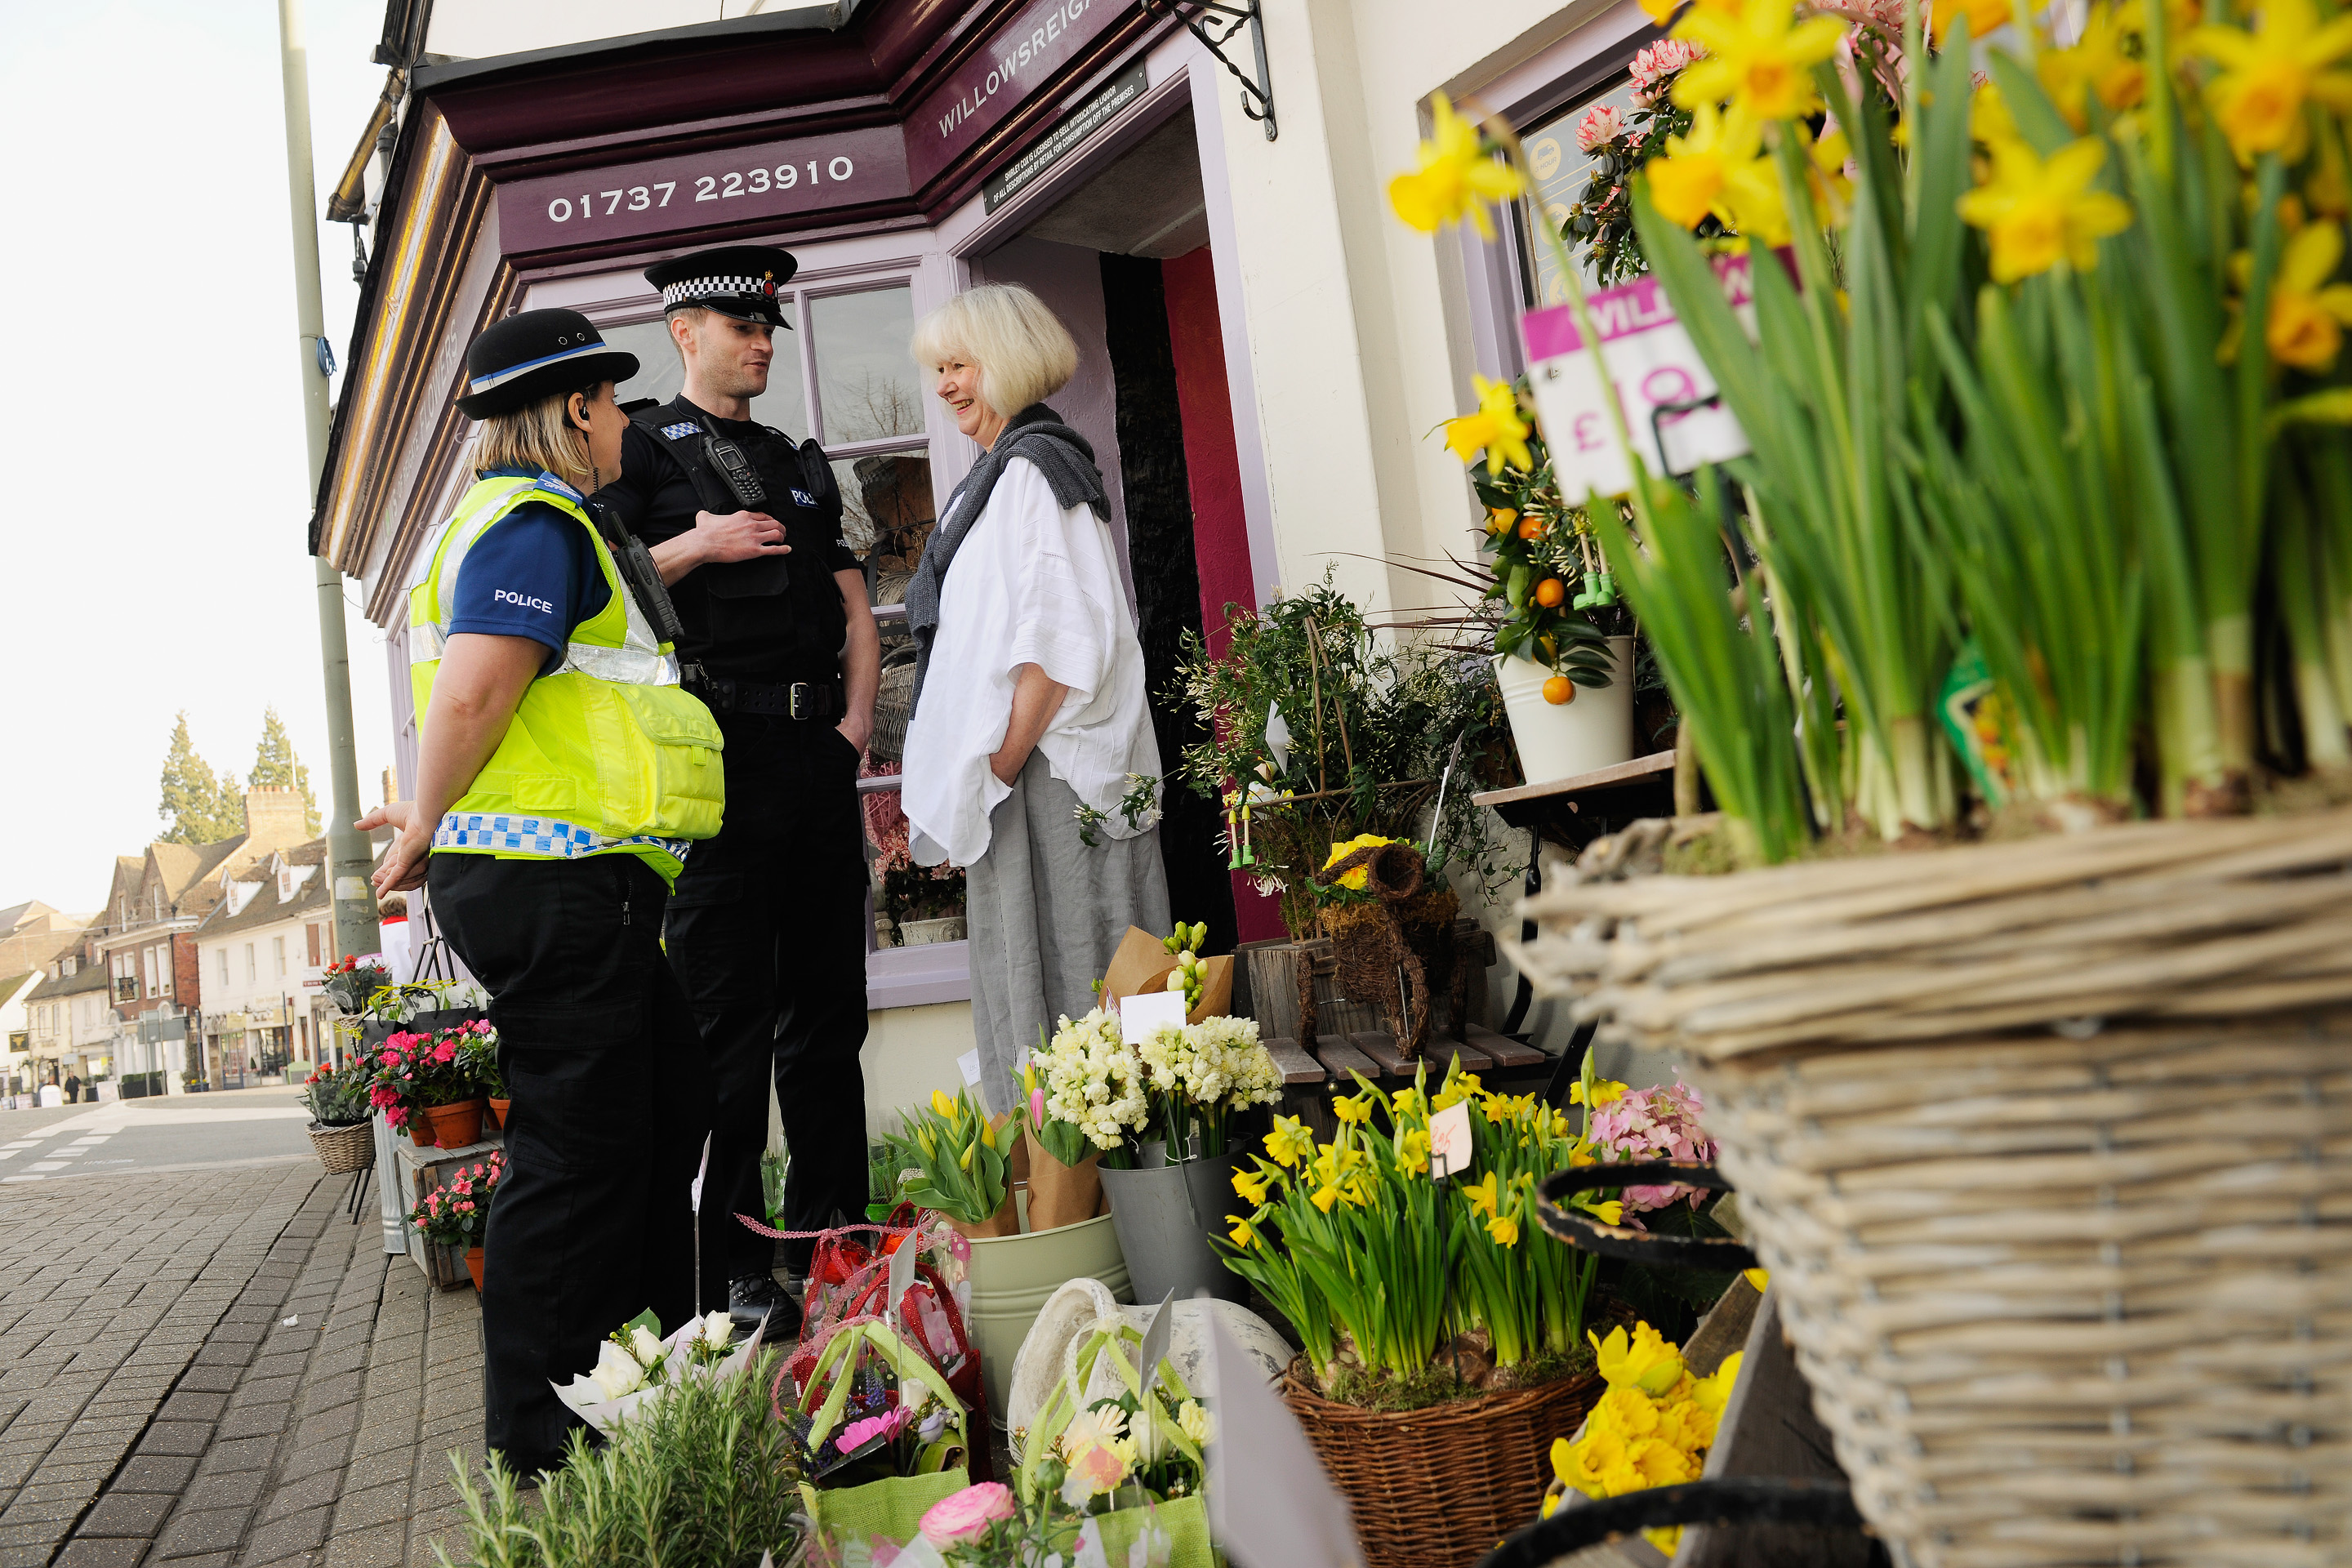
[1520,253,1762,500]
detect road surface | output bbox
[0,1086,313,1185]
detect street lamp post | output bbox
[275,0,381,965]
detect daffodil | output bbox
[2187,0,2352,161]
[1570,1078,1629,1107]
[1232,1166,1272,1206]
[1576,1196,1628,1225]
[1309,1182,1343,1214]
[1932,0,2011,44]
[1970,80,2020,147]
[1957,136,2133,282]
[1592,1322,1689,1396]
[1396,1127,1432,1177]
[1331,1090,1376,1126]
[1465,1169,1501,1219]
[1388,91,1527,237]
[1442,376,1535,476]
[1744,1266,1771,1293]
[2266,220,2352,368]
[1690,1350,1745,1418]
[1433,1071,1485,1111]
[1486,1210,1521,1246]
[1265,1116,1316,1168]
[1226,1212,1259,1248]
[2038,2,2147,127]
[1671,0,1846,121]
[1646,102,1791,245]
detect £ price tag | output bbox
[1521,252,1766,500]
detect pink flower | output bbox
[1575,104,1625,150]
[1629,38,1705,105]
[917,1482,1015,1548]
[433,1042,457,1064]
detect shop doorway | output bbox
[969,105,1275,952]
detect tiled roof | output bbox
[25,965,109,1001]
[198,840,335,939]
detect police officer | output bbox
[595,246,880,1338]
[362,308,727,1477]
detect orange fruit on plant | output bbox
[1486,506,1517,534]
[1533,578,1566,608]
[1517,516,1546,540]
[1542,675,1575,705]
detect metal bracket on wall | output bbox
[1142,0,1276,140]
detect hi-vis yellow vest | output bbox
[408,472,724,884]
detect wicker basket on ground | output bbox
[1281,1361,1598,1567]
[306,1120,376,1174]
[1509,806,2352,1568]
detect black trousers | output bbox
[429,851,727,1469]
[665,713,872,1278]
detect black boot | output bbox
[728,1272,803,1341]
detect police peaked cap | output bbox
[458,309,639,420]
[645,245,798,328]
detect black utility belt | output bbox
[684,670,842,720]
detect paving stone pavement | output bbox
[0,1160,487,1568]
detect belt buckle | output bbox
[788,682,810,720]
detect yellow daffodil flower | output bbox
[1226,1213,1258,1248]
[2266,220,2352,368]
[1970,81,2020,148]
[2188,0,2352,162]
[1932,0,2011,44]
[1396,1127,1432,1177]
[1331,1090,1376,1126]
[1957,136,2133,282]
[1672,0,1846,121]
[1570,1078,1629,1107]
[1576,1196,1628,1225]
[1592,1322,1689,1396]
[1388,91,1527,237]
[1442,376,1535,477]
[1646,102,1791,245]
[1466,1170,1501,1219]
[1433,1071,1484,1111]
[1690,1350,1745,1418]
[2038,2,2147,127]
[1232,1166,1272,1206]
[1743,1266,1771,1293]
[1265,1116,1316,1169]
[1310,1182,1343,1214]
[1486,1210,1521,1246]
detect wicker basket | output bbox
[1512,806,2352,1568]
[1280,1359,1598,1567]
[306,1120,376,1174]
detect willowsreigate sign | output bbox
[906,0,1131,191]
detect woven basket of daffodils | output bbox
[1508,807,2352,1568]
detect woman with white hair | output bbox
[901,283,1168,1111]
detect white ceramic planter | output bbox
[898,915,967,946]
[1494,635,1635,787]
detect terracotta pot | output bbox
[421,1098,484,1150]
[408,1117,432,1146]
[486,1097,510,1130]
[465,1245,484,1293]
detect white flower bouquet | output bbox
[551,1307,762,1435]
[1134,1015,1281,1159]
[1032,1009,1282,1168]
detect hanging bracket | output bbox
[1142,0,1276,140]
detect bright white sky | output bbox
[0,0,394,913]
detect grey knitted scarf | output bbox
[904,402,1111,710]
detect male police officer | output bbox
[595,246,879,1338]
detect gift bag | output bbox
[794,1320,973,1551]
[1015,1323,1215,1568]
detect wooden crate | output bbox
[390,1134,501,1290]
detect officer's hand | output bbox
[359,802,430,896]
[693,509,790,565]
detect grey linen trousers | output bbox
[966,750,1170,1115]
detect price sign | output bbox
[1520,252,1766,500]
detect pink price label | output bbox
[1520,252,1762,359]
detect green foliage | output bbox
[158,712,242,845]
[1172,573,1514,935]
[247,706,322,836]
[439,1352,802,1568]
[1464,419,1628,684]
[885,1087,1020,1226]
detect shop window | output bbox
[604,310,809,434]
[216,947,229,987]
[1517,78,1640,306]
[810,286,923,442]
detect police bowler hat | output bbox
[458,309,640,420]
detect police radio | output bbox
[701,429,767,508]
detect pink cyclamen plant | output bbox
[1587,1080,1718,1213]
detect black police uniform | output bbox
[593,266,871,1324]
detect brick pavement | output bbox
[1,1160,488,1568]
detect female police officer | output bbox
[359,307,727,1481]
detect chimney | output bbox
[242,786,308,850]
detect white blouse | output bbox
[902,457,1161,868]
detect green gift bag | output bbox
[800,1467,970,1550]
[1091,1492,1214,1568]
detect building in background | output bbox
[20,950,113,1098]
[1,970,42,1102]
[194,839,339,1089]
[318,0,1682,1095]
[0,901,93,983]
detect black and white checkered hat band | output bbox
[662,275,770,307]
